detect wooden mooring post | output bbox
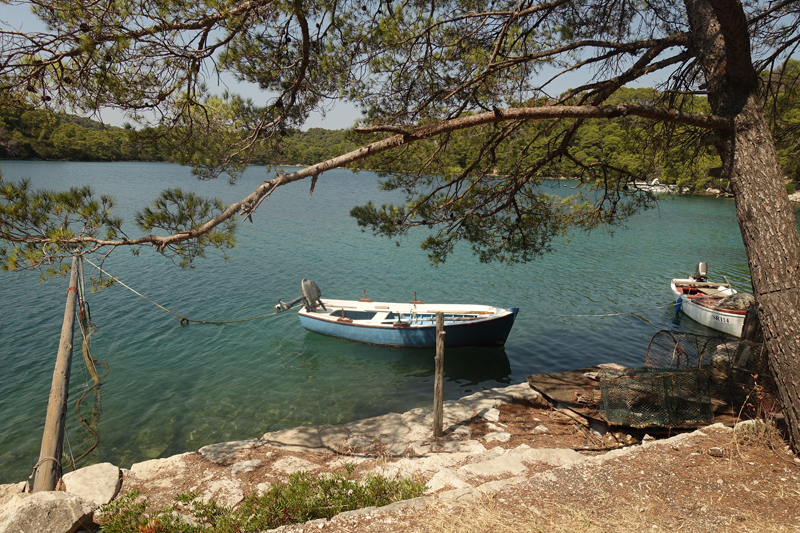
[33,256,79,492]
[433,312,445,438]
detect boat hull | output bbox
[298,300,519,348]
[671,280,745,337]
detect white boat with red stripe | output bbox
[671,262,753,337]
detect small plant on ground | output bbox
[96,465,427,533]
[734,376,789,452]
[95,491,197,533]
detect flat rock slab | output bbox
[231,460,262,477]
[345,412,409,446]
[460,387,527,412]
[129,453,191,488]
[0,483,26,508]
[62,462,121,509]
[192,478,244,507]
[0,491,93,533]
[474,475,528,495]
[458,445,585,478]
[199,439,261,464]
[478,408,501,422]
[483,431,512,443]
[317,424,352,450]
[262,426,324,450]
[512,446,586,466]
[425,469,472,493]
[272,457,319,475]
[376,452,474,479]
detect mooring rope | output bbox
[61,257,107,471]
[521,301,678,318]
[26,456,60,489]
[85,260,677,322]
[83,259,278,325]
[68,360,110,471]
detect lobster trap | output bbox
[599,330,771,428]
[598,366,712,428]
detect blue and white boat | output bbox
[276,280,519,348]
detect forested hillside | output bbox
[0,109,168,162]
[0,109,356,167]
[2,82,798,193]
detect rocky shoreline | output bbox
[1,381,795,532]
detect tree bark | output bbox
[686,0,800,447]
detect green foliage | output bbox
[350,115,660,264]
[0,1,797,270]
[0,108,359,168]
[763,59,800,184]
[0,108,167,162]
[276,128,359,166]
[96,468,426,533]
[135,189,236,268]
[735,419,786,450]
[0,171,122,274]
[0,168,235,271]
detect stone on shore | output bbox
[272,456,319,475]
[0,382,554,530]
[62,462,121,509]
[458,445,585,478]
[231,460,262,477]
[425,469,472,493]
[0,483,26,508]
[262,426,325,450]
[129,453,191,488]
[0,491,93,533]
[199,439,261,464]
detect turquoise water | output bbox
[0,161,758,483]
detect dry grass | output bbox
[113,396,800,533]
[429,495,592,533]
[278,424,800,533]
[423,492,782,533]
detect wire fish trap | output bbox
[598,367,712,428]
[645,330,738,369]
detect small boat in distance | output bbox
[671,262,753,337]
[276,280,519,348]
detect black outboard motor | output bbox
[275,279,327,313]
[690,262,708,282]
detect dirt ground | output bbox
[262,400,800,533]
[119,397,800,533]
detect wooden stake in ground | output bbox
[33,256,79,492]
[433,312,445,438]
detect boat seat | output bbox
[697,287,726,296]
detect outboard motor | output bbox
[275,279,327,313]
[690,262,708,282]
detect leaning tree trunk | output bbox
[731,94,800,446]
[686,0,800,447]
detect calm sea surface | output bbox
[0,161,773,482]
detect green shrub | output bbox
[96,467,427,533]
